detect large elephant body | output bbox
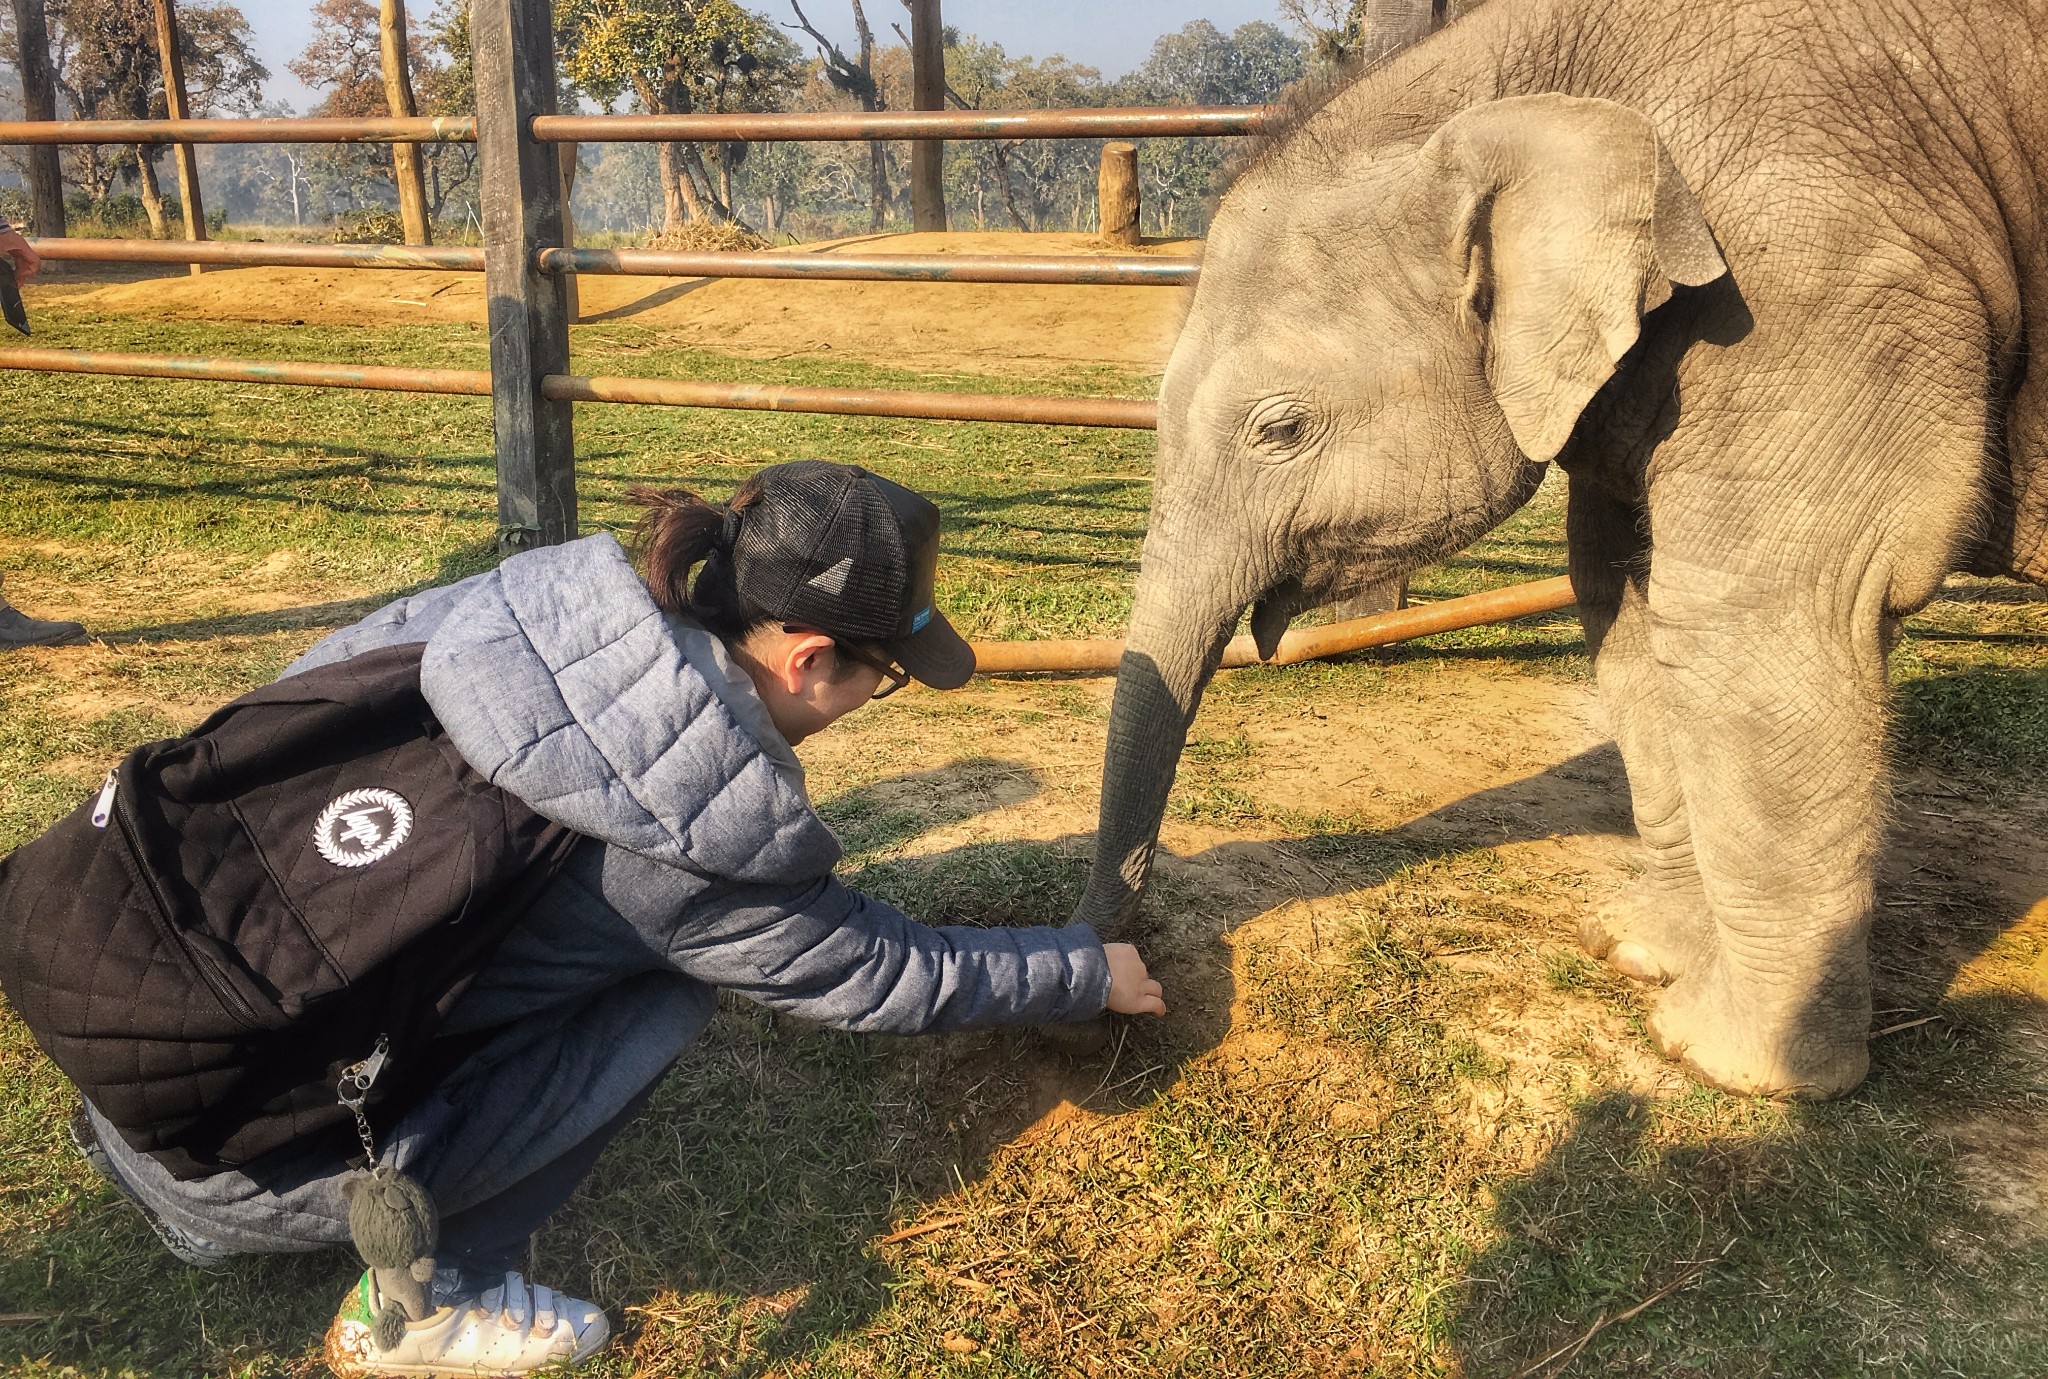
[1077,0,2048,1097]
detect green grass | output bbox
[4,308,2048,1378]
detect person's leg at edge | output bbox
[0,571,87,650]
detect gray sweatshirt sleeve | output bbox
[662,873,1112,1031]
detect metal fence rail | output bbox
[536,247,1197,285]
[0,116,477,144]
[34,239,489,271]
[0,348,1157,428]
[530,106,1268,143]
[545,376,1158,428]
[31,239,1196,286]
[0,347,493,395]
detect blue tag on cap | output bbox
[912,606,933,632]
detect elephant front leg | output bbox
[1569,483,1714,984]
[1645,585,1882,1098]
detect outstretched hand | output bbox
[0,228,41,284]
[1104,942,1166,1017]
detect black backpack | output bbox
[0,643,580,1180]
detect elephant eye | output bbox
[1248,400,1315,458]
[1258,416,1303,448]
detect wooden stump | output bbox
[1098,142,1139,247]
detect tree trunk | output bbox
[906,0,944,231]
[680,143,723,221]
[992,142,1027,231]
[9,0,67,247]
[656,141,687,230]
[134,148,168,237]
[150,0,206,272]
[867,140,887,230]
[378,0,432,244]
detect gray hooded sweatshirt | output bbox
[92,533,1109,1252]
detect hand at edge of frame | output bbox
[1104,942,1167,1017]
[1,230,41,283]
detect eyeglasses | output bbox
[783,625,911,699]
[834,638,913,699]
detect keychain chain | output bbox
[337,1034,391,1168]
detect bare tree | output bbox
[378,0,430,242]
[8,0,69,240]
[787,0,886,231]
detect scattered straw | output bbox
[644,222,771,253]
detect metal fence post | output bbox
[471,0,576,554]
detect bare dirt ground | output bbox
[40,231,1200,375]
[787,658,2048,1242]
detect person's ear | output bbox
[780,632,837,695]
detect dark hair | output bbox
[627,480,767,641]
[627,481,864,682]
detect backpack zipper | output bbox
[90,770,117,829]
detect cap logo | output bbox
[313,788,413,868]
[806,556,854,595]
[912,606,933,632]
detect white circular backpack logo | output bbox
[313,788,414,868]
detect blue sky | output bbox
[244,1,1297,112]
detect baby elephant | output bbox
[1070,0,2048,1098]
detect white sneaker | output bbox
[324,1269,609,1378]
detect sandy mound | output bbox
[51,231,1199,376]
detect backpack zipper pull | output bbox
[338,1034,392,1166]
[90,770,118,830]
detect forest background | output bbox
[0,0,1408,245]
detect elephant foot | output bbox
[1646,960,1869,1099]
[1579,880,1713,984]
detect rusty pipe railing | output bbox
[537,246,1197,286]
[543,374,1158,428]
[0,348,1152,426]
[0,105,1264,149]
[530,105,1267,144]
[0,347,493,395]
[27,239,1195,286]
[0,116,477,145]
[968,577,1582,674]
[32,238,488,271]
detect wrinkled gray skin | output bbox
[1075,0,2048,1098]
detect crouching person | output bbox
[0,461,1165,1378]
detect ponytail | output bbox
[626,480,765,638]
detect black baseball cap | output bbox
[718,460,975,689]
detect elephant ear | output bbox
[1420,93,1728,464]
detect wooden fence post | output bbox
[1098,142,1139,247]
[472,0,576,553]
[150,0,206,275]
[9,0,67,250]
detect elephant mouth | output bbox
[1248,574,1321,660]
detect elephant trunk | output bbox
[1071,539,1247,934]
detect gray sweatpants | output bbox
[92,840,716,1265]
